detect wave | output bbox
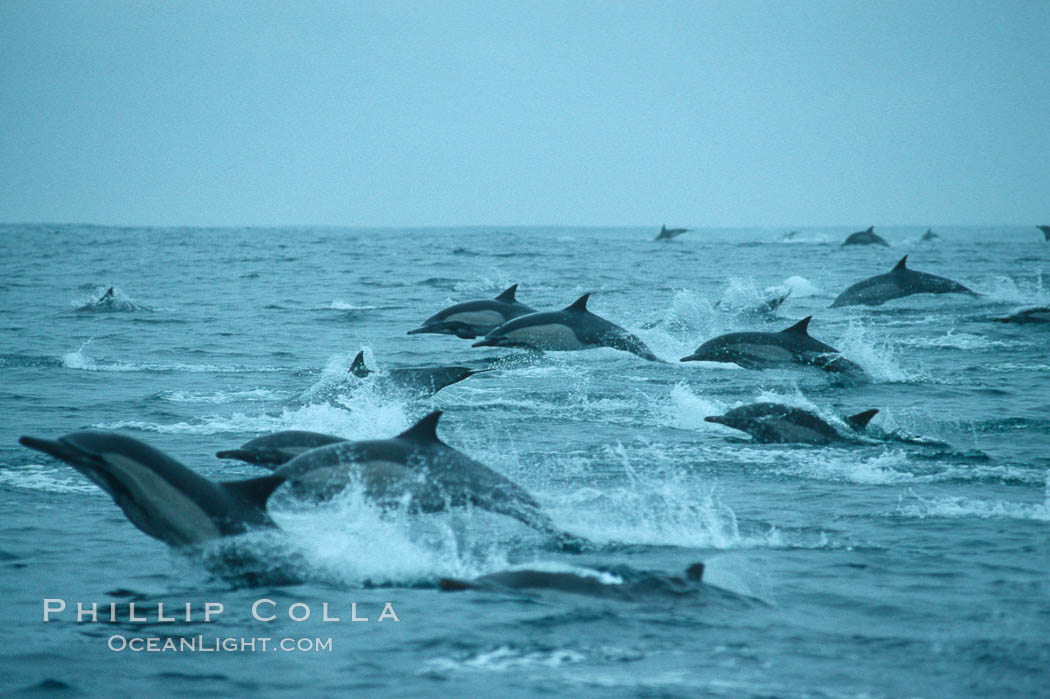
[897,487,1050,522]
[61,346,285,374]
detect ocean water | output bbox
[1,223,1047,697]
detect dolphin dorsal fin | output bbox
[495,284,518,302]
[846,408,879,430]
[892,255,908,272]
[661,225,667,233]
[222,475,286,509]
[397,411,443,443]
[865,226,874,233]
[781,316,812,336]
[566,293,591,312]
[349,351,371,377]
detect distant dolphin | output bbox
[19,432,283,547]
[1038,225,1050,241]
[655,225,690,241]
[348,351,488,396]
[714,289,791,317]
[704,403,879,444]
[217,431,346,468]
[408,284,536,339]
[830,256,975,307]
[842,226,889,247]
[271,411,589,550]
[993,306,1050,324]
[472,293,663,362]
[921,228,939,242]
[439,563,705,597]
[680,316,866,377]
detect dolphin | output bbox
[655,225,690,241]
[439,563,705,597]
[347,351,488,396]
[921,228,939,242]
[714,288,791,317]
[680,316,866,376]
[704,403,879,444]
[217,431,347,468]
[270,411,588,550]
[842,226,889,246]
[830,256,975,308]
[993,306,1050,324]
[1038,225,1050,242]
[407,284,536,339]
[18,432,284,547]
[471,293,663,362]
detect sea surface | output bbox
[1,224,1047,697]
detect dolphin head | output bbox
[680,340,729,363]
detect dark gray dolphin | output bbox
[217,430,347,468]
[842,226,889,246]
[680,316,866,376]
[830,256,975,308]
[994,306,1050,324]
[921,228,939,242]
[1038,225,1050,241]
[439,563,705,597]
[271,411,588,550]
[471,293,663,362]
[407,284,536,339]
[19,432,283,547]
[704,403,879,444]
[655,225,690,241]
[348,351,488,396]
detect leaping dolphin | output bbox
[655,225,690,241]
[407,284,535,339]
[680,316,867,377]
[921,228,939,242]
[472,293,663,362]
[19,432,283,547]
[270,411,589,550]
[830,256,975,307]
[217,431,347,467]
[842,226,889,247]
[994,306,1050,324]
[1037,225,1050,241]
[704,403,879,444]
[348,351,489,396]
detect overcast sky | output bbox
[1,1,1047,227]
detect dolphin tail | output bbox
[549,530,595,554]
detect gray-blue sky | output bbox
[1,0,1047,226]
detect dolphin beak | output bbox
[19,436,70,461]
[704,416,727,425]
[406,327,428,335]
[680,354,699,362]
[216,449,256,462]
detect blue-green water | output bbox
[1,224,1047,696]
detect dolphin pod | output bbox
[408,284,536,339]
[472,293,663,362]
[21,412,586,552]
[705,403,879,444]
[842,226,888,246]
[830,256,975,308]
[680,316,867,378]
